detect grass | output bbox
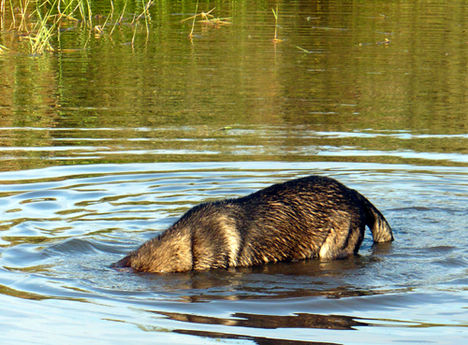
[271,4,282,43]
[1,1,280,53]
[0,0,154,54]
[181,2,231,40]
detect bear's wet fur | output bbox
[114,175,393,273]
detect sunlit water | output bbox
[1,0,468,344]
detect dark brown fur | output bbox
[114,175,393,273]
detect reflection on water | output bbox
[159,311,368,330]
[174,329,343,345]
[0,0,467,343]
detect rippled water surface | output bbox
[1,0,467,344]
[0,162,467,344]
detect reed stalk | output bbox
[181,1,231,40]
[188,0,199,39]
[109,0,127,36]
[271,4,282,43]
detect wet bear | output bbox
[114,175,393,273]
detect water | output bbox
[1,0,467,344]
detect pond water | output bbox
[0,0,467,344]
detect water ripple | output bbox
[0,162,467,344]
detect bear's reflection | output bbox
[159,310,367,330]
[175,329,342,345]
[162,311,366,345]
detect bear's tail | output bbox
[359,193,394,243]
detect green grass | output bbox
[0,0,154,54]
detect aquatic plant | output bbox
[181,2,231,39]
[0,0,154,54]
[271,4,282,43]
